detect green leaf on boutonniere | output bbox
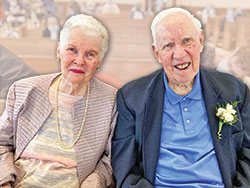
[216,101,241,140]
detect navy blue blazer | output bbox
[112,67,250,188]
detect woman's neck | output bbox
[52,76,88,96]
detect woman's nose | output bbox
[74,55,86,66]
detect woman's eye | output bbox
[86,52,96,59]
[88,52,94,57]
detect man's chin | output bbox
[176,77,194,84]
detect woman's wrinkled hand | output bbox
[2,184,11,188]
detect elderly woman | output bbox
[0,14,116,188]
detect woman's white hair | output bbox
[59,14,109,60]
[151,8,202,47]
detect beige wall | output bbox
[54,0,142,4]
[55,0,250,9]
[184,0,250,8]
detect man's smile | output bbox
[174,62,191,70]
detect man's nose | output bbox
[173,45,187,59]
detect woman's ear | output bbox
[56,42,61,59]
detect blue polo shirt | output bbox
[154,72,224,188]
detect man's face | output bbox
[153,13,204,84]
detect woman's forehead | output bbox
[66,28,101,45]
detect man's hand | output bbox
[81,173,105,188]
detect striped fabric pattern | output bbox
[14,88,81,188]
[0,73,117,187]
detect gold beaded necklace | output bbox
[55,76,90,149]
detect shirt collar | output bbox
[164,71,202,105]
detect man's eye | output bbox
[183,38,192,44]
[68,48,76,53]
[163,43,174,50]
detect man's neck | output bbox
[168,79,194,96]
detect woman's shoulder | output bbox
[92,77,117,91]
[91,77,117,99]
[16,73,58,83]
[14,73,59,92]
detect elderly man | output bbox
[111,8,250,188]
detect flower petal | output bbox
[223,112,234,122]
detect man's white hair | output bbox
[151,8,202,47]
[59,14,109,60]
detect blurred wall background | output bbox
[0,0,250,114]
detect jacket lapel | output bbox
[15,73,59,160]
[200,69,232,187]
[142,68,233,186]
[143,69,165,183]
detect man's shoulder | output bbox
[121,69,163,93]
[201,67,244,86]
[117,69,163,107]
[200,67,247,94]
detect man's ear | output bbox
[199,29,204,52]
[152,45,162,64]
[152,45,159,59]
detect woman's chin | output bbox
[69,76,86,84]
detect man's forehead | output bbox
[156,13,194,30]
[155,13,198,39]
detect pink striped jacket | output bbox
[0,73,117,187]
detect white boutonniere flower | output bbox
[216,101,240,140]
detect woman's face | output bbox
[57,27,102,84]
